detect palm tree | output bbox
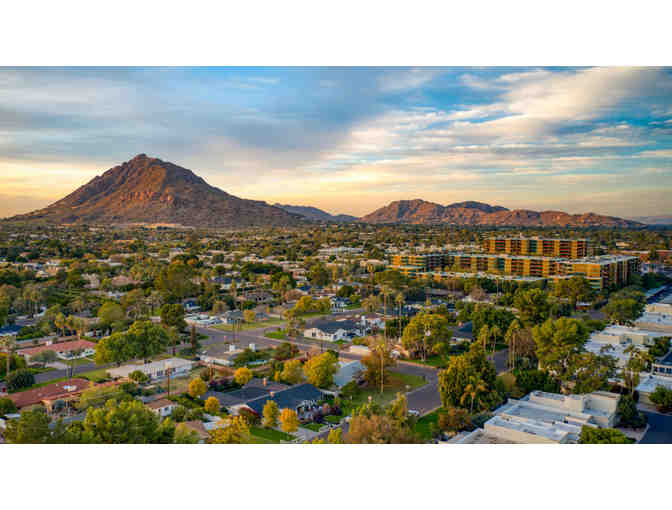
[395,292,405,342]
[380,285,392,340]
[1,335,17,377]
[460,376,487,413]
[54,312,66,338]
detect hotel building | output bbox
[482,237,590,258]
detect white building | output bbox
[585,325,667,368]
[454,390,620,444]
[145,398,178,417]
[635,312,672,334]
[108,357,195,380]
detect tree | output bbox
[553,277,594,309]
[262,400,280,428]
[73,398,176,443]
[649,385,672,413]
[361,294,381,314]
[438,342,497,410]
[31,349,58,366]
[579,426,631,444]
[204,396,220,414]
[279,408,300,433]
[602,298,644,326]
[438,407,472,433]
[243,309,256,324]
[460,375,488,413]
[126,320,170,362]
[188,377,207,399]
[514,288,550,326]
[160,303,187,331]
[174,423,201,444]
[0,396,18,416]
[97,302,124,333]
[361,336,396,393]
[327,427,344,444]
[234,367,254,386]
[6,368,35,391]
[0,335,17,377]
[346,404,417,444]
[94,331,132,365]
[617,394,646,428]
[128,369,149,384]
[303,351,338,388]
[401,311,451,361]
[279,359,304,385]
[532,317,589,388]
[3,407,51,443]
[210,416,251,444]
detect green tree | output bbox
[361,337,396,393]
[160,303,187,331]
[31,349,58,365]
[303,351,338,388]
[262,400,280,428]
[553,276,594,309]
[97,302,125,333]
[401,311,451,361]
[532,317,589,388]
[579,426,631,444]
[210,416,251,444]
[0,396,18,416]
[514,288,551,326]
[602,298,644,326]
[3,407,52,443]
[617,394,646,428]
[649,385,672,413]
[6,368,35,391]
[460,375,488,413]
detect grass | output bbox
[325,415,342,424]
[302,422,323,432]
[413,410,440,442]
[9,376,69,393]
[215,318,286,332]
[264,330,286,340]
[341,371,426,416]
[249,426,295,443]
[78,367,111,382]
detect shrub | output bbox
[6,369,35,391]
[617,394,646,428]
[238,407,261,426]
[513,369,561,395]
[649,385,672,413]
[438,407,472,433]
[0,397,18,416]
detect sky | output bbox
[1,66,671,219]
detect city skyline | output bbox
[1,66,671,219]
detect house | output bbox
[183,299,201,313]
[18,339,96,363]
[108,358,195,381]
[303,319,364,342]
[0,325,22,337]
[7,378,119,410]
[330,296,350,313]
[240,383,324,421]
[359,314,385,331]
[221,310,244,325]
[145,398,177,417]
[199,343,243,366]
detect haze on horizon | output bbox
[1,66,671,220]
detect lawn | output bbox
[302,422,323,432]
[249,426,295,443]
[264,330,286,340]
[78,367,111,382]
[325,415,342,424]
[413,410,440,442]
[215,318,286,332]
[341,371,426,416]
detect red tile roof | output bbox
[18,339,96,357]
[8,378,93,408]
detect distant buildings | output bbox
[482,237,590,258]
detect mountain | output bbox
[8,154,301,227]
[359,199,643,227]
[630,215,672,225]
[274,204,358,223]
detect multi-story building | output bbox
[482,237,590,258]
[390,252,639,290]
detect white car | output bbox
[408,409,420,417]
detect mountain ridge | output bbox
[359,199,643,227]
[273,203,358,223]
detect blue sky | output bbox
[1,66,671,218]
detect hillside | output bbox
[359,199,643,227]
[8,154,302,228]
[274,204,358,223]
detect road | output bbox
[640,410,672,444]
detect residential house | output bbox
[303,318,364,342]
[145,398,177,418]
[18,339,96,363]
[240,383,324,421]
[107,358,195,381]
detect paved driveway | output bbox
[640,411,672,444]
